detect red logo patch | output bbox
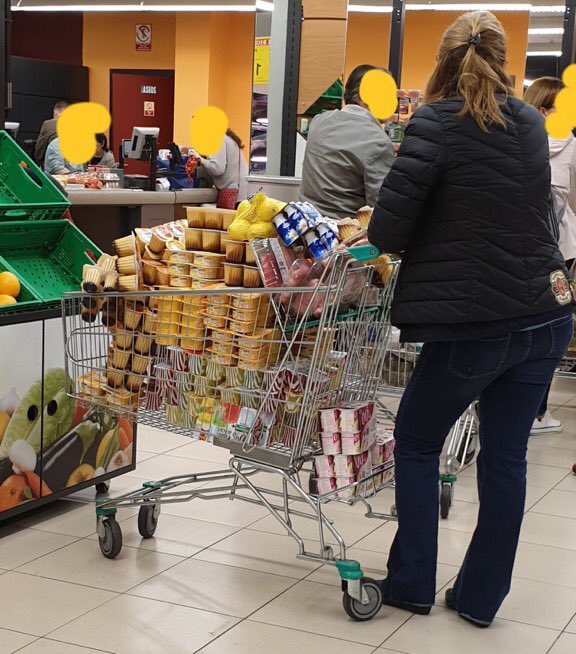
[550,270,572,305]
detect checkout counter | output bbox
[68,188,218,253]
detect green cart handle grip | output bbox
[348,244,381,262]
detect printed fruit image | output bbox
[67,464,95,487]
[0,295,17,306]
[0,272,20,298]
[0,475,26,511]
[0,412,10,444]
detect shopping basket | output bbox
[63,245,399,621]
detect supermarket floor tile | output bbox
[383,610,559,654]
[251,579,411,646]
[0,629,36,654]
[16,539,184,593]
[3,414,576,652]
[49,594,239,654]
[128,557,296,618]
[548,634,576,654]
[0,571,115,636]
[192,528,322,578]
[0,525,78,569]
[17,640,111,654]
[196,620,374,654]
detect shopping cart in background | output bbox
[378,340,479,519]
[63,246,401,621]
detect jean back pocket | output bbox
[448,335,510,380]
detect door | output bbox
[110,69,175,177]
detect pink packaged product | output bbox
[336,476,357,499]
[354,450,373,480]
[338,402,375,433]
[316,477,337,495]
[333,454,355,477]
[321,431,342,455]
[341,426,376,455]
[314,455,334,477]
[319,407,340,433]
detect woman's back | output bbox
[368,96,567,327]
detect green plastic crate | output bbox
[0,220,102,313]
[0,131,70,221]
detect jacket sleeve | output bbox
[34,121,50,164]
[367,105,446,254]
[201,140,227,177]
[364,134,395,208]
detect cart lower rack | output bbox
[63,247,400,621]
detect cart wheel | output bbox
[95,481,110,495]
[440,482,452,520]
[138,503,159,539]
[343,578,383,622]
[390,504,398,517]
[99,518,123,559]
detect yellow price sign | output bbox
[254,37,271,85]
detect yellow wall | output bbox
[83,13,176,112]
[345,11,528,97]
[84,11,254,155]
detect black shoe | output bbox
[445,588,490,628]
[381,597,432,615]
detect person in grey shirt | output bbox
[44,138,84,175]
[300,65,395,219]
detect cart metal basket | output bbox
[63,246,400,621]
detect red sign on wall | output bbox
[136,24,152,52]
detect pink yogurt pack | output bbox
[341,426,376,455]
[333,454,355,477]
[338,402,376,432]
[314,455,334,478]
[321,431,342,455]
[354,450,373,480]
[319,407,340,433]
[336,476,357,499]
[316,477,337,495]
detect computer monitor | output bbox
[127,127,160,160]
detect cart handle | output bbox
[348,244,380,262]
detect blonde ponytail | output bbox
[426,11,513,131]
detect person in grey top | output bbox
[300,65,395,219]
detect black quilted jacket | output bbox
[367,96,570,327]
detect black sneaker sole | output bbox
[445,588,491,628]
[381,596,432,615]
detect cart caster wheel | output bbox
[456,438,476,466]
[99,518,123,559]
[440,482,452,520]
[343,578,383,622]
[138,503,159,539]
[95,481,110,495]
[390,504,397,517]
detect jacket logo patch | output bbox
[550,270,572,305]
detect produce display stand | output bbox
[0,132,136,522]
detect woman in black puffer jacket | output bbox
[367,11,573,627]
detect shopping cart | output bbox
[379,341,479,519]
[63,245,400,621]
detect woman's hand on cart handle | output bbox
[348,244,381,262]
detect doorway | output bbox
[110,69,175,177]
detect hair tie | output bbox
[468,33,481,46]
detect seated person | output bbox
[89,133,116,167]
[44,138,84,175]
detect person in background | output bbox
[193,129,248,208]
[367,11,573,627]
[524,77,576,434]
[44,137,83,175]
[299,64,395,219]
[89,133,116,167]
[35,100,68,167]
